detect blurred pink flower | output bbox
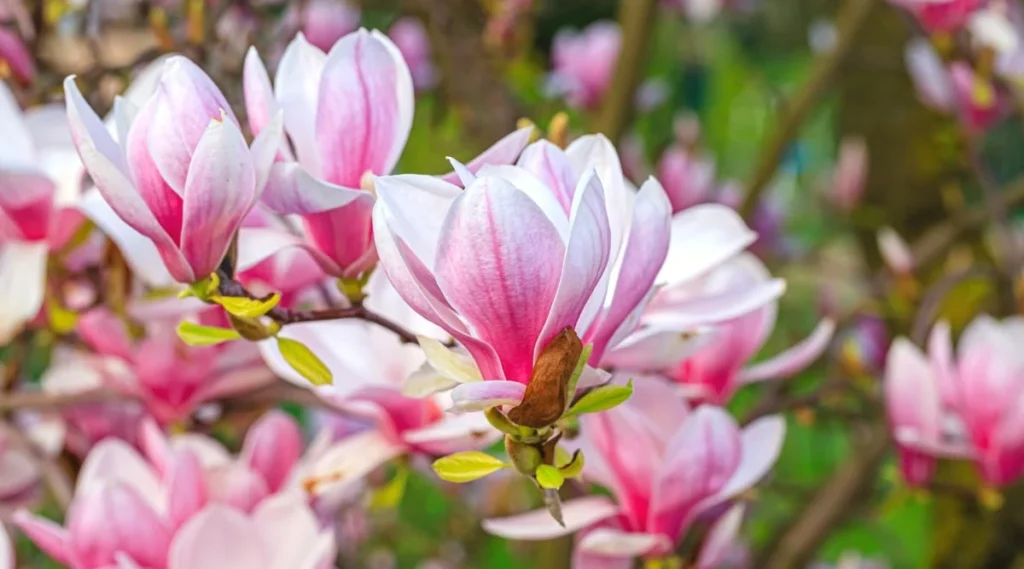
[905,39,1007,131]
[656,145,717,213]
[889,0,983,32]
[548,21,621,110]
[302,0,360,52]
[74,308,273,424]
[374,136,673,416]
[0,523,11,568]
[830,137,868,212]
[65,56,281,284]
[15,413,335,569]
[388,17,438,91]
[0,27,33,84]
[483,380,784,568]
[877,227,913,275]
[242,30,531,278]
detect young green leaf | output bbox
[432,451,508,483]
[277,337,333,386]
[212,293,281,318]
[535,464,565,490]
[566,379,634,417]
[177,321,241,346]
[370,465,409,510]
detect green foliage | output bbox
[276,337,333,386]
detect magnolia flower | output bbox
[548,21,621,110]
[0,523,10,568]
[877,227,913,275]
[0,82,86,343]
[236,208,327,305]
[15,413,334,569]
[0,424,45,517]
[0,27,33,84]
[656,144,717,213]
[301,0,360,52]
[374,136,672,420]
[72,308,273,424]
[888,0,983,32]
[389,17,438,91]
[905,39,1006,131]
[830,137,868,212]
[242,29,531,278]
[64,55,281,284]
[483,380,784,568]
[606,248,834,405]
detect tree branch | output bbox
[593,0,658,142]
[739,0,877,218]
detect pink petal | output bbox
[274,33,326,173]
[577,528,671,558]
[76,439,164,513]
[147,57,236,194]
[435,176,565,381]
[401,413,500,455]
[740,318,836,383]
[482,496,620,540]
[63,77,192,282]
[316,29,413,187]
[260,162,369,214]
[905,38,955,111]
[449,380,526,412]
[253,493,336,569]
[716,415,786,499]
[12,510,70,565]
[695,504,745,569]
[167,449,207,531]
[241,411,303,492]
[642,278,786,332]
[0,28,34,84]
[0,241,47,343]
[205,464,269,513]
[242,47,280,138]
[586,177,671,360]
[927,320,959,408]
[439,126,534,186]
[537,168,611,359]
[304,429,406,497]
[0,524,12,569]
[885,338,943,450]
[168,506,268,569]
[601,327,715,371]
[78,309,134,361]
[303,197,377,277]
[127,92,184,243]
[516,140,578,214]
[179,115,256,278]
[67,483,172,569]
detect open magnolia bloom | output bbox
[15,412,335,569]
[64,55,281,284]
[259,272,498,497]
[241,29,532,278]
[375,135,674,422]
[0,82,87,343]
[483,380,785,568]
[607,249,834,405]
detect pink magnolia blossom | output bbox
[242,30,531,278]
[0,82,88,342]
[74,307,273,424]
[64,55,281,284]
[656,144,717,213]
[548,22,621,110]
[888,0,983,32]
[261,272,498,497]
[301,0,360,52]
[373,135,674,414]
[905,39,1007,131]
[0,27,33,84]
[606,229,834,404]
[236,208,327,306]
[15,413,335,569]
[389,17,438,91]
[877,227,913,275]
[0,423,48,517]
[830,137,868,212]
[483,380,784,568]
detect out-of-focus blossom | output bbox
[236,208,327,306]
[830,137,868,212]
[605,211,833,405]
[374,135,673,420]
[836,315,889,375]
[905,39,1007,131]
[0,523,10,568]
[888,0,984,32]
[969,7,1024,84]
[0,82,87,343]
[0,0,32,38]
[242,30,531,278]
[73,308,273,424]
[0,27,32,84]
[0,424,44,517]
[389,17,438,91]
[16,413,335,569]
[547,22,621,110]
[64,55,281,284]
[634,78,669,112]
[261,272,498,497]
[485,0,534,49]
[483,380,784,568]
[656,145,717,213]
[877,226,913,275]
[809,19,838,54]
[302,0,360,52]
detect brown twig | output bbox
[0,389,120,413]
[910,267,998,345]
[216,274,420,344]
[593,0,658,142]
[739,0,877,218]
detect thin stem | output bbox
[739,0,877,218]
[593,0,659,142]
